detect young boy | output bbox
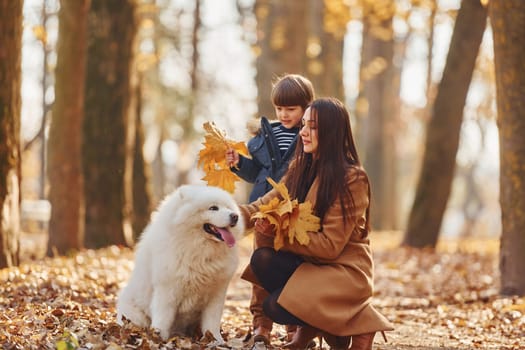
[226,74,315,201]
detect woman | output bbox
[239,98,393,349]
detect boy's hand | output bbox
[226,148,240,168]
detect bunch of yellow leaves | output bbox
[198,122,249,193]
[252,178,320,250]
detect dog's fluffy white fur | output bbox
[116,185,244,341]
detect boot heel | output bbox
[380,331,387,343]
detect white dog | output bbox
[116,185,245,342]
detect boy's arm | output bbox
[231,155,263,183]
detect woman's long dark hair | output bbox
[285,97,370,231]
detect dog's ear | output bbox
[177,185,189,201]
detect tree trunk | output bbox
[83,0,137,248]
[254,0,309,118]
[489,0,525,296]
[0,0,23,268]
[39,4,51,200]
[151,131,166,204]
[307,0,345,101]
[174,0,201,187]
[403,0,487,248]
[47,0,90,256]
[132,80,152,240]
[359,1,398,230]
[425,0,437,97]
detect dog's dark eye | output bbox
[209,205,219,211]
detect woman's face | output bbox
[300,107,318,153]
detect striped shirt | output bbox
[273,125,299,155]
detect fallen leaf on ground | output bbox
[1,232,522,349]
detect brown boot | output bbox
[282,325,319,349]
[250,284,273,345]
[253,326,271,345]
[285,324,297,342]
[349,332,375,350]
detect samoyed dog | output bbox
[116,185,245,342]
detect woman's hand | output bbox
[225,148,240,168]
[255,218,275,237]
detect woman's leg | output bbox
[248,233,275,343]
[250,285,272,343]
[250,247,303,293]
[262,288,307,326]
[251,248,317,348]
[250,247,305,326]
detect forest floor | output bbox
[0,231,523,349]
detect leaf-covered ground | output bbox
[0,232,523,349]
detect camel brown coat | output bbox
[240,167,394,336]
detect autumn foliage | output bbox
[197,122,249,193]
[251,178,320,251]
[1,235,523,349]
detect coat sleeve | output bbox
[280,174,369,261]
[239,189,279,229]
[231,155,263,183]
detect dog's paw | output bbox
[201,330,225,345]
[116,313,126,326]
[151,327,171,341]
[117,314,134,327]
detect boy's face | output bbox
[274,105,303,129]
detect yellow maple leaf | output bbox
[203,121,248,156]
[251,178,320,250]
[198,122,249,193]
[288,201,320,246]
[252,198,285,236]
[257,196,280,212]
[201,167,239,193]
[273,228,286,251]
[266,177,290,199]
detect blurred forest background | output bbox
[1,0,524,296]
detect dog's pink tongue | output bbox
[217,228,236,248]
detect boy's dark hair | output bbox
[271,74,315,110]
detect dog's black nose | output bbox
[230,213,238,226]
